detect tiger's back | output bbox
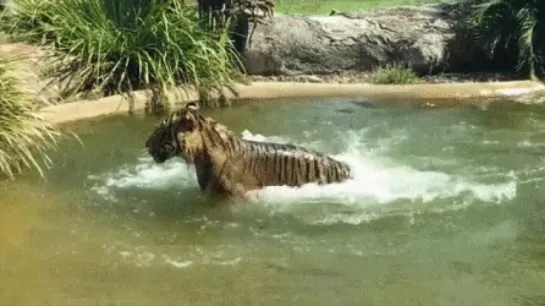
[233,139,353,188]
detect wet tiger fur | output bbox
[145,102,353,200]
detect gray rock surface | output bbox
[241,3,485,76]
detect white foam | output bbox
[88,156,197,201]
[163,256,193,268]
[108,243,242,268]
[242,130,516,207]
[88,129,517,209]
[92,156,196,190]
[117,250,155,267]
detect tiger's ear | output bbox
[186,102,199,111]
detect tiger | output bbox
[145,102,353,201]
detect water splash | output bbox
[242,130,516,207]
[88,156,197,201]
[88,129,517,209]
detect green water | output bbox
[1,98,545,305]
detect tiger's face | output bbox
[145,102,205,164]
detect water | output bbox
[2,98,545,305]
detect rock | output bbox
[241,2,490,76]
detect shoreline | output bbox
[39,80,545,125]
[248,71,525,84]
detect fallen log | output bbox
[241,2,497,76]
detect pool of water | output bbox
[2,98,545,305]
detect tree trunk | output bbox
[197,0,250,69]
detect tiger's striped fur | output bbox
[145,102,353,200]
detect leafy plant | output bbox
[470,0,545,79]
[0,57,60,179]
[369,64,422,84]
[0,0,55,44]
[6,0,244,109]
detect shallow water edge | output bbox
[39,81,545,124]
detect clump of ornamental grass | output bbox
[369,64,422,85]
[0,57,60,179]
[5,0,243,110]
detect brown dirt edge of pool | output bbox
[39,80,545,124]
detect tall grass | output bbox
[0,58,60,179]
[470,0,545,79]
[6,0,243,109]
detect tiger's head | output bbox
[145,102,232,164]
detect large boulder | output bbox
[241,2,490,76]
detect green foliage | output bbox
[0,0,54,44]
[369,64,422,85]
[470,0,545,79]
[5,0,243,109]
[0,58,60,179]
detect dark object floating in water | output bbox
[350,100,377,108]
[336,100,378,113]
[336,108,354,114]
